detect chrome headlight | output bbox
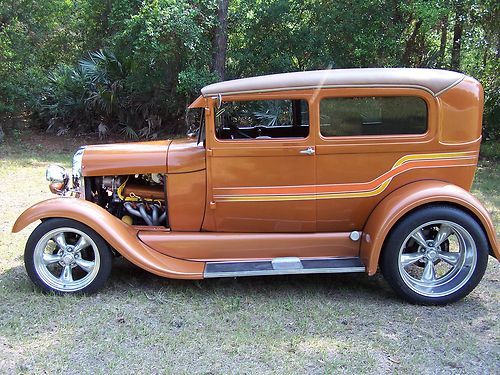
[46,165,68,183]
[46,165,69,195]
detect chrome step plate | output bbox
[204,257,365,278]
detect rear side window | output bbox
[320,96,427,137]
[215,99,309,140]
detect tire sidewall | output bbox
[380,205,489,305]
[24,218,113,295]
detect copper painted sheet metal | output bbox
[137,231,360,261]
[166,169,207,231]
[208,145,316,232]
[438,77,484,145]
[212,151,478,202]
[82,140,170,176]
[166,138,206,174]
[188,95,207,109]
[12,198,205,279]
[360,180,500,275]
[316,164,478,232]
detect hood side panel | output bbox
[82,140,170,176]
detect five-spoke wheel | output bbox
[25,218,112,294]
[381,206,488,305]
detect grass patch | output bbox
[0,136,499,374]
[480,140,500,162]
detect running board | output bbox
[204,257,365,278]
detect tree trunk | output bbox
[450,3,465,71]
[496,37,500,60]
[102,0,112,35]
[97,0,112,48]
[214,0,229,81]
[402,19,423,66]
[437,15,448,68]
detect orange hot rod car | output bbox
[13,68,498,304]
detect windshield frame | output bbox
[197,108,205,145]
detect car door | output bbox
[204,93,316,233]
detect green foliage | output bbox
[0,0,498,138]
[38,50,128,137]
[0,0,79,115]
[178,67,218,98]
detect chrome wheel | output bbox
[33,227,101,292]
[398,220,477,298]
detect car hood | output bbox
[167,138,206,174]
[82,140,171,176]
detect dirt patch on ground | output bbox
[0,117,141,157]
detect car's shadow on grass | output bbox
[0,257,389,300]
[1,256,494,315]
[106,257,408,306]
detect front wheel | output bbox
[24,218,113,294]
[380,206,489,305]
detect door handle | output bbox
[299,147,315,155]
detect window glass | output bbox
[320,96,427,137]
[215,99,309,140]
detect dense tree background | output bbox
[0,0,498,139]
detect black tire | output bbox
[380,205,489,305]
[24,218,113,294]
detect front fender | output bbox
[12,198,204,279]
[360,181,499,276]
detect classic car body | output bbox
[13,68,499,304]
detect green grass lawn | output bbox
[0,138,498,374]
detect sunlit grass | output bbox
[473,158,499,234]
[0,139,498,374]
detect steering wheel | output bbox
[228,123,252,139]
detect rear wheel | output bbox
[24,218,112,294]
[380,206,488,305]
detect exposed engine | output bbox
[87,174,167,227]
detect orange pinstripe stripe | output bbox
[213,152,477,202]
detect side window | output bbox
[320,96,427,137]
[215,99,309,140]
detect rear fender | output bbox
[360,181,499,275]
[12,198,204,279]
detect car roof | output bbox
[201,68,465,98]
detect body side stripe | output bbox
[213,152,477,202]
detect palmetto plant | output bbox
[39,49,166,139]
[40,65,87,134]
[253,100,291,126]
[79,50,126,118]
[39,50,123,137]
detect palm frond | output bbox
[120,124,139,139]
